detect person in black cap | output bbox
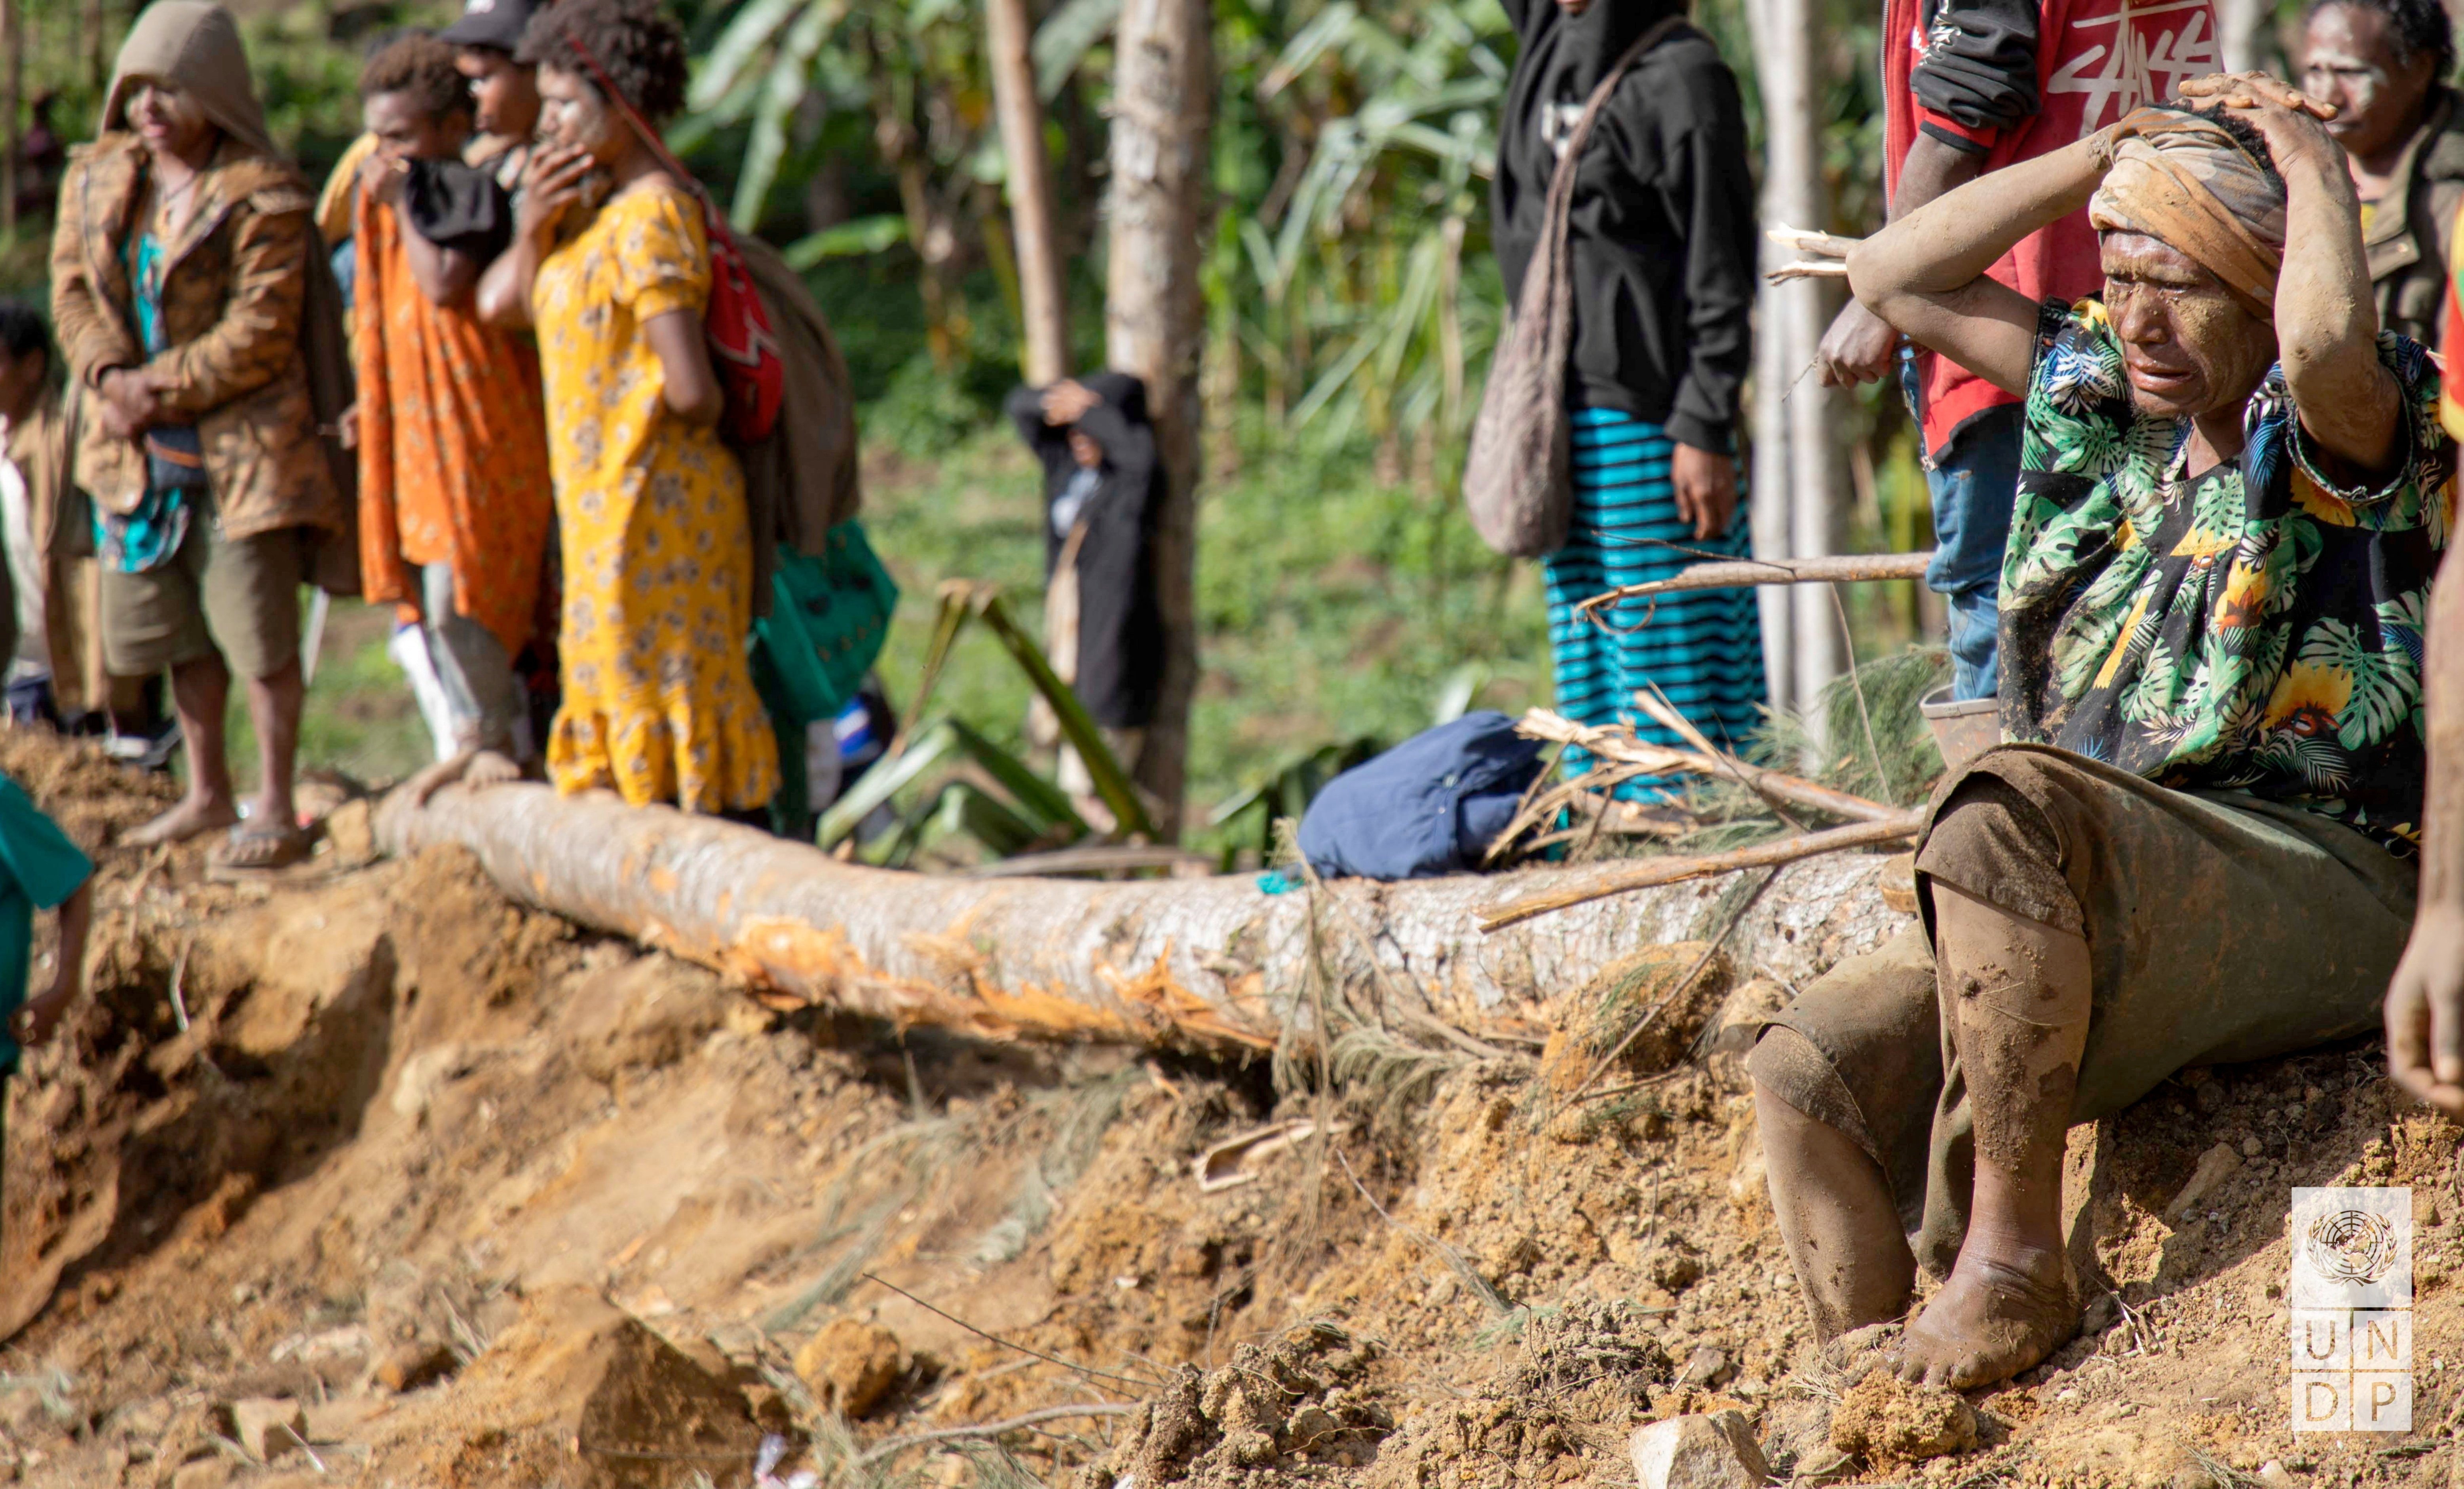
[443,0,550,190]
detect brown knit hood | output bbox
[102,2,279,161]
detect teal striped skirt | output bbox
[1543,409,1767,800]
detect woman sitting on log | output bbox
[1752,73,2449,1390]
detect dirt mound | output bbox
[0,742,2454,1489]
[1076,1325,1388,1489]
[0,728,180,852]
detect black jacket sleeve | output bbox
[1658,65,1756,455]
[1909,0,2042,145]
[1005,383,1075,489]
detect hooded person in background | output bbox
[351,35,555,801]
[2300,0,2464,346]
[49,1,352,873]
[1765,78,2448,1391]
[1005,373,1163,785]
[1491,0,1763,808]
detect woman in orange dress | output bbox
[351,34,553,785]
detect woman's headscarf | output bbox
[101,2,279,159]
[2088,109,2287,312]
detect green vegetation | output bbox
[0,0,2035,855]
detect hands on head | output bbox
[2172,72,2342,173]
[1039,378,1100,426]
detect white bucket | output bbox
[1919,685,2000,776]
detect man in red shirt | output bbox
[1819,0,2221,700]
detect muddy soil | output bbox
[0,732,2452,1489]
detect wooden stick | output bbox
[861,1404,1141,1462]
[1767,261,1850,283]
[1574,552,1934,615]
[1516,709,1904,825]
[1765,224,1861,260]
[1479,816,1920,931]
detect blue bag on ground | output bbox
[1296,711,1545,880]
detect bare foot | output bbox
[1889,1242,2075,1389]
[122,795,241,847]
[463,748,522,791]
[405,748,522,808]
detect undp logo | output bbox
[2307,1207,2402,1285]
[2289,1187,2412,1434]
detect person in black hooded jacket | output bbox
[1005,372,1164,742]
[1493,0,1766,800]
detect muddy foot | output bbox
[122,795,241,848]
[1890,1247,2075,1389]
[407,748,521,808]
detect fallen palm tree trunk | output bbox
[1573,552,1933,617]
[1480,816,1922,931]
[376,782,1905,1053]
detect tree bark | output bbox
[988,0,1071,387]
[2,0,19,238]
[1755,0,1846,737]
[375,782,1906,1053]
[2219,0,2272,72]
[1105,0,1213,838]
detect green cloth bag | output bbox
[752,520,899,727]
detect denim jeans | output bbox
[1902,359,2023,702]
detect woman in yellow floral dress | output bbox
[477,0,775,815]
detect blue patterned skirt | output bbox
[1542,409,1767,799]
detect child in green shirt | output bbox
[0,774,93,1073]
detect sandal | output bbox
[208,820,316,874]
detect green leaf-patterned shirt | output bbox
[2000,298,2452,855]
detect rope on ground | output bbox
[859,1403,1142,1463]
[857,1273,1161,1391]
[1330,1144,1512,1318]
[1553,866,1777,1112]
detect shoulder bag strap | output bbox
[1532,14,1687,301]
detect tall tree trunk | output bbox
[1105,0,1213,838]
[85,0,107,94]
[988,0,1071,387]
[2218,0,2271,72]
[1747,0,1845,740]
[2,0,19,239]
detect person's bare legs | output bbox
[1892,882,2089,1388]
[126,653,239,844]
[1754,1035,1917,1339]
[243,656,303,833]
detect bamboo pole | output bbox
[1747,0,1845,734]
[1573,552,1935,613]
[375,781,1904,1052]
[986,0,1070,387]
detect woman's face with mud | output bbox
[2302,4,2436,161]
[2101,231,2276,422]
